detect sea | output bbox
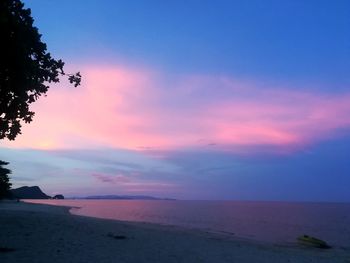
[25,199,350,247]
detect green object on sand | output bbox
[297,235,331,249]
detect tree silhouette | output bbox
[0,0,81,197]
[0,161,12,199]
[0,0,81,140]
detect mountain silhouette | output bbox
[11,186,51,199]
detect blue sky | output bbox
[26,0,349,84]
[1,0,350,201]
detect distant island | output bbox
[9,186,174,200]
[77,195,175,200]
[10,186,64,200]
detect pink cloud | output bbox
[92,173,131,184]
[91,172,177,194]
[4,64,350,153]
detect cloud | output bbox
[2,138,350,201]
[3,64,350,154]
[92,173,131,184]
[0,147,180,196]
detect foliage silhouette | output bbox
[0,0,81,140]
[0,161,11,199]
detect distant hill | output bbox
[53,194,64,199]
[79,195,175,200]
[10,186,51,199]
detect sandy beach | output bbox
[0,201,349,263]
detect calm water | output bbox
[25,199,350,247]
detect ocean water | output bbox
[25,199,350,247]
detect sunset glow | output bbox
[4,65,350,153]
[1,0,349,201]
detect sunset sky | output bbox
[1,0,350,201]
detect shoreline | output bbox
[1,201,349,262]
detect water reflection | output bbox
[25,199,350,246]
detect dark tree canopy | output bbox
[0,160,12,199]
[0,0,81,140]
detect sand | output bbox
[0,201,349,263]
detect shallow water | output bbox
[25,199,350,247]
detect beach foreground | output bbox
[0,202,348,263]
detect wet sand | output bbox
[0,201,348,263]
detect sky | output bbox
[1,0,350,201]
